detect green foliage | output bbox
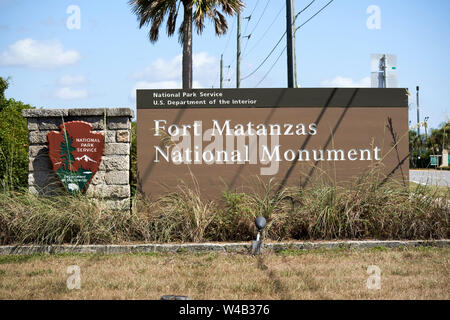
[0,77,34,190]
[206,191,255,241]
[0,77,8,102]
[410,121,450,168]
[428,121,450,154]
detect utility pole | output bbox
[292,0,298,88]
[286,0,295,88]
[416,86,420,137]
[220,54,224,89]
[236,11,241,88]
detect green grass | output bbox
[0,254,45,265]
[409,182,450,199]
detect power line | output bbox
[244,3,285,58]
[242,0,271,56]
[242,0,260,36]
[249,0,270,36]
[254,0,336,87]
[295,0,334,31]
[294,0,316,20]
[241,33,286,80]
[241,0,322,81]
[255,46,287,87]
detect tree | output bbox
[129,0,244,89]
[0,77,34,190]
[409,121,450,168]
[0,77,8,103]
[428,121,450,155]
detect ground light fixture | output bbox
[252,216,266,255]
[160,295,191,300]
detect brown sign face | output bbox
[137,88,409,200]
[47,121,104,195]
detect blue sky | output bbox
[0,0,449,129]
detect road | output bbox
[409,170,450,187]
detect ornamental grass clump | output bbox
[281,169,449,240]
[0,189,133,245]
[0,167,448,244]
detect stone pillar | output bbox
[22,108,134,210]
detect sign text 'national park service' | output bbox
[47,121,104,195]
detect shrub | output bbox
[0,77,34,190]
[206,191,255,241]
[283,170,449,240]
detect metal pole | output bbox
[416,86,420,137]
[236,11,241,88]
[286,0,294,88]
[220,54,223,89]
[292,0,298,88]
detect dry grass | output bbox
[0,247,448,300]
[1,167,448,245]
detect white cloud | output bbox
[130,52,217,100]
[55,87,88,100]
[131,52,217,84]
[0,38,81,68]
[131,56,182,81]
[192,52,216,71]
[59,74,86,86]
[321,76,371,88]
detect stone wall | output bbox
[22,108,134,210]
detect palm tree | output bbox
[129,0,244,89]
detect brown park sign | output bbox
[47,121,104,195]
[137,88,409,200]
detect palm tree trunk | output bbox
[182,1,193,89]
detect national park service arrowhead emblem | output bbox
[47,121,104,195]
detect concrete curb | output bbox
[0,240,449,255]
